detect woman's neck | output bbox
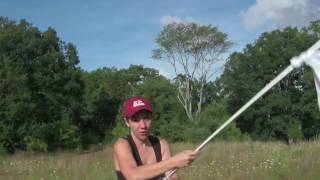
[130,132,150,148]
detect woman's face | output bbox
[126,110,152,140]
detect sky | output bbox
[1,0,320,78]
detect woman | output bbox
[114,96,197,180]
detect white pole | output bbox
[162,40,320,180]
[195,67,294,151]
[163,65,294,180]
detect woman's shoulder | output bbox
[113,136,130,150]
[153,136,170,150]
[155,137,172,159]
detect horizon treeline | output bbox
[1,16,320,153]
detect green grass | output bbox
[1,141,320,179]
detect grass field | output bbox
[1,141,320,180]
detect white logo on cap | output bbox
[133,100,145,107]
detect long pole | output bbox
[162,40,320,180]
[163,65,294,180]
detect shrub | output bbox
[111,120,129,142]
[23,136,48,152]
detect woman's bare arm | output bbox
[160,139,178,180]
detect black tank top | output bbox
[115,135,165,180]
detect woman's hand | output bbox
[171,150,198,168]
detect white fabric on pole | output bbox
[162,40,320,180]
[304,51,320,110]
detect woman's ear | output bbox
[124,118,130,128]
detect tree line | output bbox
[0,16,319,153]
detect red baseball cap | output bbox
[123,96,153,118]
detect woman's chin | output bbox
[138,132,149,139]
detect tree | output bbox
[307,20,320,39]
[153,22,232,122]
[220,25,319,141]
[83,65,162,144]
[0,17,84,152]
[198,100,243,141]
[82,67,127,145]
[126,76,189,142]
[300,20,320,139]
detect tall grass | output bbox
[0,148,116,180]
[1,141,320,179]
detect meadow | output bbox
[1,141,320,180]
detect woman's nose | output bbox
[139,119,147,128]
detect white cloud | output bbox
[241,0,320,30]
[160,15,198,26]
[158,68,172,78]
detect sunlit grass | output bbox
[1,141,320,179]
[174,141,320,180]
[0,148,116,180]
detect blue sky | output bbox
[1,0,320,78]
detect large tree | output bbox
[220,24,320,141]
[153,22,232,122]
[0,17,84,152]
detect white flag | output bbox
[304,51,320,110]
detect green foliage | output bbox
[82,65,162,145]
[56,122,81,149]
[0,17,84,152]
[307,20,320,38]
[133,76,244,142]
[220,22,320,141]
[23,136,48,152]
[135,77,189,140]
[111,115,129,142]
[198,100,243,141]
[0,146,7,155]
[158,120,188,142]
[2,16,320,152]
[153,22,232,58]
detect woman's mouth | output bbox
[139,131,149,135]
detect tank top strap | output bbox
[149,136,165,179]
[126,135,143,165]
[148,135,162,162]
